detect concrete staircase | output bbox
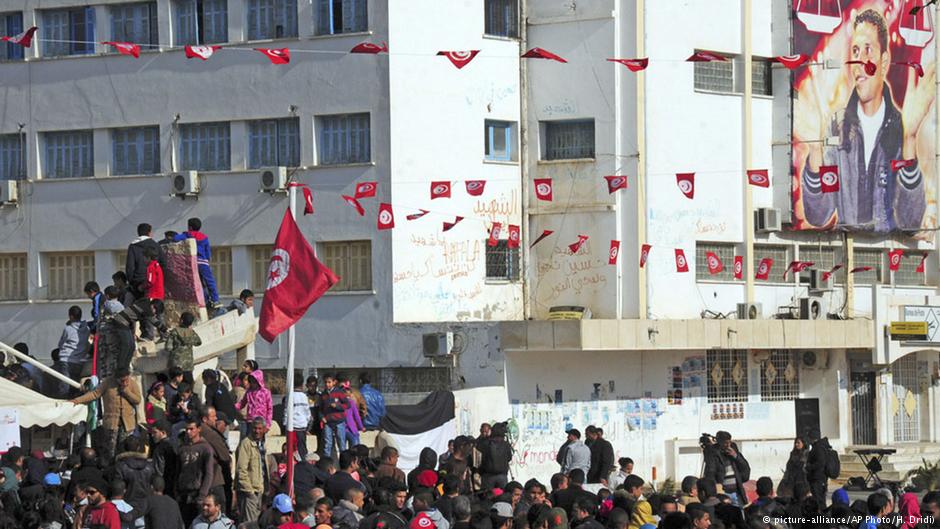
[837,444,940,485]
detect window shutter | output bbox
[316,0,330,34]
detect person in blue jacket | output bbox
[359,373,386,430]
[174,217,219,308]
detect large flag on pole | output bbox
[258,209,339,342]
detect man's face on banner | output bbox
[851,19,887,107]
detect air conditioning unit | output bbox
[737,302,762,320]
[422,332,454,357]
[259,167,288,192]
[170,171,200,196]
[755,207,782,233]
[805,269,833,292]
[799,295,829,320]
[0,180,18,205]
[801,350,829,370]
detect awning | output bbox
[0,377,86,428]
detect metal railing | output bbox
[0,340,82,390]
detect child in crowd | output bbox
[173,217,219,309]
[165,311,201,384]
[140,245,165,341]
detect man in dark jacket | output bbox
[407,447,439,492]
[66,447,103,503]
[125,223,165,299]
[114,436,154,510]
[199,407,232,513]
[325,451,365,503]
[477,423,513,491]
[150,420,178,498]
[587,427,614,485]
[702,431,750,506]
[176,418,216,526]
[202,370,237,422]
[552,469,595,514]
[141,476,184,529]
[570,496,605,529]
[294,452,321,500]
[806,434,835,507]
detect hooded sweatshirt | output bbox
[899,492,922,529]
[421,509,450,529]
[236,370,273,427]
[332,499,365,529]
[407,448,438,492]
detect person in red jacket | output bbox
[141,245,165,341]
[77,477,121,529]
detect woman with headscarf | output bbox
[145,381,167,426]
[778,436,809,499]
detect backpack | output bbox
[481,439,512,475]
[825,447,841,479]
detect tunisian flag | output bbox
[259,209,339,342]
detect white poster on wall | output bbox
[0,409,20,453]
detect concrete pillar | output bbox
[237,341,256,367]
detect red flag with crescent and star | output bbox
[258,209,339,342]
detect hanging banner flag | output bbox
[341,195,365,216]
[819,165,840,193]
[103,41,141,58]
[894,61,925,77]
[442,216,463,232]
[507,225,520,248]
[522,47,567,63]
[354,181,377,199]
[430,181,451,200]
[488,222,502,246]
[675,249,689,273]
[822,264,843,282]
[676,173,695,199]
[604,175,628,194]
[844,60,876,75]
[755,258,773,280]
[406,209,430,221]
[255,48,290,64]
[302,187,314,215]
[0,26,37,47]
[917,253,928,273]
[606,58,649,71]
[534,178,553,201]
[891,159,916,172]
[350,42,388,54]
[889,249,904,271]
[783,261,814,279]
[774,54,809,69]
[377,203,395,230]
[687,51,727,62]
[640,244,651,268]
[705,252,723,275]
[437,50,481,69]
[531,229,553,248]
[733,256,743,279]
[568,235,589,254]
[465,180,486,196]
[849,266,873,274]
[747,169,770,188]
[609,240,621,265]
[185,45,221,60]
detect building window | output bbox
[543,119,595,161]
[760,350,800,401]
[247,0,297,39]
[852,248,882,285]
[111,3,158,48]
[321,240,371,292]
[112,126,160,176]
[178,122,231,172]
[174,0,228,45]
[484,120,517,162]
[896,252,927,287]
[317,113,370,165]
[43,131,94,179]
[46,252,95,299]
[799,246,837,275]
[315,0,367,35]
[694,53,773,96]
[486,240,520,281]
[248,118,300,169]
[42,7,96,57]
[695,242,735,281]
[0,253,27,301]
[707,349,748,403]
[210,246,233,296]
[754,244,790,280]
[0,134,24,180]
[1,12,25,61]
[250,245,273,292]
[484,0,518,38]
[112,250,127,274]
[694,53,734,92]
[751,58,772,96]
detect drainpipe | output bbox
[519,0,530,319]
[743,0,754,303]
[636,0,647,318]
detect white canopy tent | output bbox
[0,377,86,427]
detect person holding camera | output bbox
[701,431,750,506]
[478,422,513,491]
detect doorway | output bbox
[850,371,876,445]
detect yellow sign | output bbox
[890,321,928,337]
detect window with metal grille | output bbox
[0,253,27,301]
[247,0,297,40]
[317,114,370,165]
[543,120,595,161]
[174,0,228,45]
[695,242,735,281]
[110,3,157,48]
[694,54,734,93]
[799,245,838,284]
[0,134,24,180]
[760,350,800,401]
[751,58,772,96]
[211,246,232,296]
[43,131,94,178]
[314,0,367,35]
[754,244,790,280]
[321,241,371,292]
[852,248,882,285]
[485,240,520,281]
[178,122,231,171]
[248,118,300,169]
[46,252,95,299]
[707,349,748,403]
[485,120,516,162]
[895,251,927,286]
[484,0,518,38]
[250,245,273,293]
[42,7,96,57]
[112,126,160,176]
[1,12,25,61]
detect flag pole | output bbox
[285,184,298,498]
